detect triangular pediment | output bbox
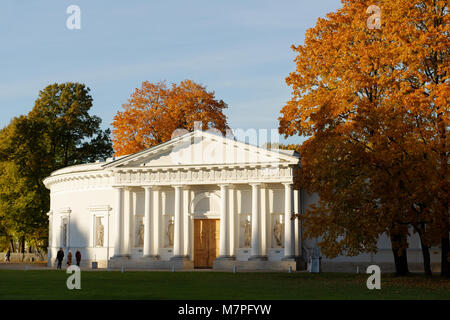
[103,130,299,169]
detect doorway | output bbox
[194,219,220,268]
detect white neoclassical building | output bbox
[44,129,433,271]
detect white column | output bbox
[218,184,230,258]
[294,189,300,257]
[190,189,195,259]
[283,183,295,259]
[113,187,124,257]
[249,183,264,260]
[172,185,184,258]
[183,188,191,257]
[91,214,96,247]
[267,189,274,254]
[153,188,161,257]
[260,184,268,257]
[229,186,236,257]
[106,208,110,261]
[123,188,132,256]
[143,186,154,257]
[47,211,54,248]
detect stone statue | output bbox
[273,218,283,247]
[96,218,104,247]
[137,220,144,246]
[243,219,251,247]
[167,218,174,246]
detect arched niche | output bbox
[190,192,220,219]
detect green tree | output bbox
[0,83,113,251]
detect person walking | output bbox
[4,248,11,263]
[75,249,81,267]
[56,248,64,269]
[67,250,72,266]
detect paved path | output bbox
[0,263,304,272]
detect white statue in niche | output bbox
[96,217,104,247]
[273,218,283,247]
[242,218,251,247]
[137,219,144,247]
[167,217,174,246]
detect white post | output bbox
[218,184,230,258]
[47,211,53,266]
[283,183,295,259]
[48,212,53,248]
[113,187,124,257]
[190,189,195,259]
[123,188,132,256]
[172,185,184,258]
[143,186,153,257]
[294,189,300,257]
[153,188,161,257]
[249,183,264,260]
[229,186,236,257]
[260,184,268,257]
[183,188,191,257]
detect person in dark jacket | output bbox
[5,249,10,263]
[56,248,64,269]
[75,250,81,267]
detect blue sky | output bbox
[0,0,341,144]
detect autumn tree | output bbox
[279,0,448,276]
[0,83,113,252]
[112,80,229,156]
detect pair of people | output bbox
[56,248,81,269]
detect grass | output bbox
[0,270,449,300]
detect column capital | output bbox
[218,183,231,188]
[142,185,154,190]
[282,182,293,187]
[172,184,186,189]
[249,182,261,187]
[112,185,125,189]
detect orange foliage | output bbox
[112,80,229,156]
[279,0,449,261]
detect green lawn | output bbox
[0,270,449,300]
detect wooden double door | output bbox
[194,219,220,268]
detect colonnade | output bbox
[112,183,296,261]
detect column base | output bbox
[282,255,296,261]
[170,255,190,261]
[170,255,194,270]
[216,255,235,261]
[248,255,268,261]
[142,255,160,260]
[111,254,130,259]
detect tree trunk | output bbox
[9,239,15,252]
[391,234,409,276]
[21,236,25,254]
[418,231,432,276]
[441,234,450,278]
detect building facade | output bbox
[44,130,435,271]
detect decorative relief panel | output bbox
[48,165,294,191]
